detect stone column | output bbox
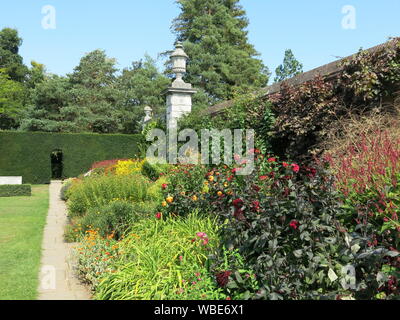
[166,42,197,131]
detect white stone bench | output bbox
[0,176,22,185]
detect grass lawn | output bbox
[0,185,49,300]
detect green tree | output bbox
[0,69,25,116]
[26,61,46,89]
[19,75,72,132]
[274,49,303,83]
[21,51,168,134]
[117,55,170,132]
[0,28,28,82]
[21,50,121,133]
[0,69,25,129]
[65,49,122,133]
[171,0,269,104]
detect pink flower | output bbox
[268,157,276,163]
[292,163,300,173]
[196,232,208,239]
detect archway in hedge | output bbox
[50,149,63,180]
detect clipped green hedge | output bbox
[0,131,144,184]
[0,184,31,197]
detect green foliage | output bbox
[211,157,398,300]
[141,160,170,181]
[74,229,120,289]
[0,28,28,83]
[21,51,169,134]
[170,0,269,104]
[0,69,25,118]
[210,248,260,300]
[60,178,75,201]
[158,154,399,300]
[26,61,46,89]
[339,38,400,102]
[178,92,275,153]
[68,200,148,241]
[270,76,338,159]
[325,130,400,297]
[0,184,31,197]
[93,212,226,300]
[67,174,156,218]
[0,131,143,184]
[274,49,303,83]
[270,38,400,159]
[118,55,170,125]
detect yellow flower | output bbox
[204,181,209,186]
[217,191,223,197]
[224,182,229,188]
[208,175,215,182]
[162,201,167,207]
[192,195,198,201]
[166,196,174,204]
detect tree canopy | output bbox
[171,0,269,104]
[274,49,303,83]
[20,50,169,134]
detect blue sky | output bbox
[1,0,399,83]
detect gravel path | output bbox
[37,181,91,300]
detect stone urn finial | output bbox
[142,106,153,130]
[165,42,196,132]
[170,42,189,85]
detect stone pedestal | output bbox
[166,87,197,130]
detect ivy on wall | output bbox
[270,38,400,159]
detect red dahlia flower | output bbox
[216,271,232,288]
[252,201,260,211]
[292,164,300,173]
[232,198,244,208]
[289,220,300,230]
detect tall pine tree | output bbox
[274,49,303,83]
[171,0,269,104]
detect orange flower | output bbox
[217,191,223,197]
[166,196,174,204]
[162,201,167,207]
